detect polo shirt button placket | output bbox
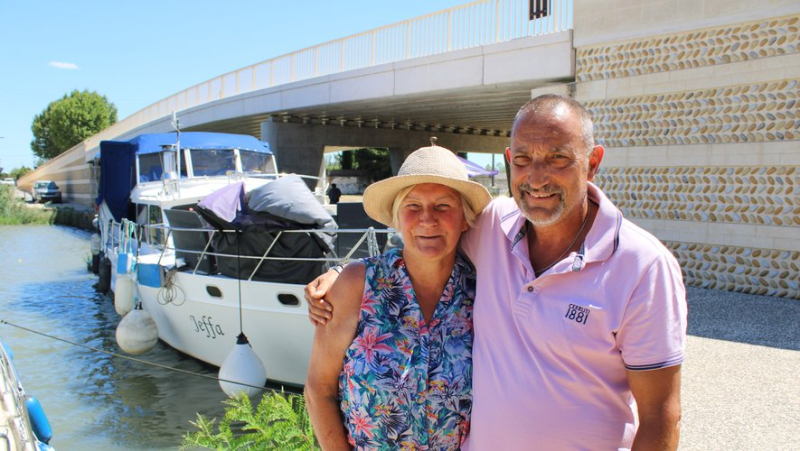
[514,284,536,316]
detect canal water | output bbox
[0,225,231,450]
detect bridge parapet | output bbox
[85,0,572,150]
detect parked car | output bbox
[32,180,62,203]
[1,178,15,185]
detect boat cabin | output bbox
[96,132,277,224]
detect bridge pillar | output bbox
[261,118,325,186]
[388,147,414,175]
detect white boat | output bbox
[93,131,391,388]
[0,338,54,451]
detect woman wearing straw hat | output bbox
[304,143,491,450]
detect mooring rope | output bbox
[0,319,293,394]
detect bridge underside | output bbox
[184,84,541,142]
[259,118,513,178]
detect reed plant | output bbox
[0,186,54,225]
[181,391,318,450]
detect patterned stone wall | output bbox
[575,13,800,299]
[594,165,799,299]
[594,166,798,226]
[576,15,800,82]
[585,80,798,147]
[666,242,799,298]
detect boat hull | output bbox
[137,270,314,387]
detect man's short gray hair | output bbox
[513,94,595,154]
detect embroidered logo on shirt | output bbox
[564,303,590,325]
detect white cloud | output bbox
[49,61,79,70]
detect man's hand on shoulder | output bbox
[304,267,341,325]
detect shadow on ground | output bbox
[686,286,800,351]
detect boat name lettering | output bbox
[190,315,225,339]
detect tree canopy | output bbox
[31,90,117,161]
[9,166,32,180]
[327,148,392,182]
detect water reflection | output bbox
[0,225,228,450]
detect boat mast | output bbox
[172,111,181,180]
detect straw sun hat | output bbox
[363,141,492,227]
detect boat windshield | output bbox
[191,149,236,177]
[240,150,277,175]
[139,152,187,182]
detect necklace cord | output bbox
[533,208,591,276]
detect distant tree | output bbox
[31,90,117,161]
[329,148,390,182]
[10,166,32,179]
[353,148,391,182]
[340,151,354,170]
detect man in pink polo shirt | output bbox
[307,94,687,449]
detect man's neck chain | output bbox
[533,210,591,277]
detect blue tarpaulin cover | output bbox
[96,140,136,221]
[96,132,272,221]
[130,132,271,155]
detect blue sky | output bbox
[0,0,473,172]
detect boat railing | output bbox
[113,220,397,282]
[99,217,141,260]
[0,339,35,449]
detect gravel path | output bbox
[680,287,799,450]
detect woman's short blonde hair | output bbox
[389,184,478,230]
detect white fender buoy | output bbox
[116,306,158,355]
[114,274,134,316]
[117,252,133,275]
[218,333,266,397]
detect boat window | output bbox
[277,293,301,306]
[139,153,163,182]
[191,149,236,176]
[138,153,188,182]
[240,150,277,175]
[148,205,166,245]
[136,204,147,225]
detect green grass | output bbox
[181,391,319,450]
[0,185,54,225]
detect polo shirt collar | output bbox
[583,182,623,264]
[500,183,622,264]
[500,203,527,250]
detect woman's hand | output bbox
[304,269,340,325]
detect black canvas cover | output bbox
[195,175,337,284]
[210,228,328,284]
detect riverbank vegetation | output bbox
[0,186,54,225]
[182,391,318,450]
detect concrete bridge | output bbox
[20,0,800,300]
[24,0,575,196]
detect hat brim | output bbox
[363,174,492,227]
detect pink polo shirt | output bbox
[460,183,687,450]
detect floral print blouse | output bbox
[339,248,475,450]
